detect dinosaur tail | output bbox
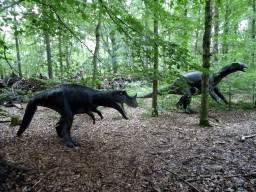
[17,99,37,136]
[137,92,154,98]
[138,83,177,98]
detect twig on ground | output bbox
[32,167,58,188]
[0,120,11,123]
[240,134,256,141]
[224,173,256,178]
[158,156,201,192]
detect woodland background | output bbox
[0,0,256,191]
[0,0,255,96]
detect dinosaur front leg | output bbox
[214,86,228,104]
[176,88,193,114]
[92,108,103,120]
[209,89,222,105]
[58,103,80,147]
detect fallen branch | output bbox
[158,156,201,192]
[240,134,256,142]
[0,120,11,123]
[32,167,58,188]
[224,173,256,178]
[186,172,256,182]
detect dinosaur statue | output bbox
[138,62,248,113]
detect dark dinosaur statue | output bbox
[17,84,138,147]
[138,62,248,113]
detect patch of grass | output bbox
[209,99,255,111]
[140,111,152,119]
[125,81,150,96]
[43,112,60,120]
[141,109,164,119]
[233,101,255,110]
[0,108,10,118]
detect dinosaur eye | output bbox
[120,92,122,95]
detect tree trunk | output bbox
[14,15,22,79]
[183,3,188,42]
[213,0,219,62]
[45,26,52,79]
[0,33,3,78]
[252,0,255,65]
[152,0,158,117]
[109,31,117,74]
[222,1,230,60]
[65,45,70,73]
[93,21,101,82]
[58,34,63,79]
[199,0,212,127]
[194,7,201,54]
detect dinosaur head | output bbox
[217,62,248,74]
[111,90,138,119]
[230,62,248,72]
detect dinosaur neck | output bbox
[213,67,234,85]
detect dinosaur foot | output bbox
[185,109,194,114]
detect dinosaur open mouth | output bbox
[240,64,248,72]
[116,102,128,118]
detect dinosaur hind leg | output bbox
[176,95,192,113]
[176,96,185,109]
[176,87,193,114]
[183,96,193,114]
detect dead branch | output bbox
[240,134,256,142]
[32,167,58,188]
[224,173,256,178]
[0,120,11,123]
[158,156,201,192]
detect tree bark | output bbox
[58,33,63,79]
[252,0,255,65]
[93,21,101,82]
[222,1,230,60]
[14,14,22,79]
[152,0,158,116]
[194,7,201,54]
[65,45,70,73]
[213,0,219,62]
[45,26,53,79]
[109,31,117,74]
[199,0,212,127]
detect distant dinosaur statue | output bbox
[138,62,248,113]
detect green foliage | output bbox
[0,86,12,105]
[0,108,10,118]
[0,0,254,115]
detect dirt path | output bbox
[0,103,255,191]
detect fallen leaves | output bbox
[0,104,255,191]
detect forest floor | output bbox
[0,99,256,192]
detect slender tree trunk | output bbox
[93,21,101,82]
[199,0,212,127]
[0,34,3,78]
[252,0,255,65]
[183,3,188,43]
[42,2,53,79]
[58,34,63,79]
[195,7,201,54]
[45,26,53,79]
[213,0,219,62]
[14,15,22,79]
[109,31,117,74]
[222,0,230,60]
[152,0,158,116]
[65,45,70,73]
